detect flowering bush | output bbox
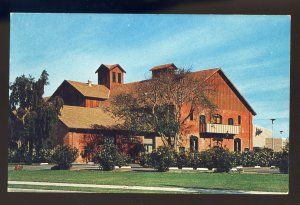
[8,146,31,164]
[148,146,176,172]
[33,147,54,163]
[8,148,18,163]
[139,152,151,167]
[51,145,79,169]
[230,148,276,167]
[254,148,276,167]
[93,144,128,171]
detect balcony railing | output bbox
[200,123,240,135]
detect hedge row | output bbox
[9,145,79,170]
[140,146,288,173]
[9,144,288,173]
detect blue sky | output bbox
[10,14,290,138]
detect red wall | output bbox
[178,71,253,152]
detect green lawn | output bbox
[8,170,288,193]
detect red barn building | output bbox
[50,63,256,162]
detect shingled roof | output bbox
[149,63,177,71]
[56,65,255,130]
[66,80,110,99]
[59,105,122,129]
[95,64,126,73]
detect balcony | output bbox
[200,123,240,135]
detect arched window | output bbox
[234,138,241,152]
[199,115,206,124]
[190,136,199,152]
[190,111,194,121]
[212,114,222,124]
[228,118,234,125]
[238,115,241,125]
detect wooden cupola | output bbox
[149,63,177,78]
[95,64,126,89]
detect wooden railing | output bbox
[200,123,240,135]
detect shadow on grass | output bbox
[155,184,253,194]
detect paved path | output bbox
[8,181,288,194]
[8,188,92,193]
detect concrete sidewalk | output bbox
[8,181,288,195]
[8,188,92,193]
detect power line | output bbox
[254,117,289,120]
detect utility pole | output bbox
[270,119,276,150]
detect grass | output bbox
[8,170,288,193]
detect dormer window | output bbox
[112,72,116,82]
[212,114,222,124]
[118,73,121,83]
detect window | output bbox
[199,115,206,124]
[238,115,241,125]
[190,136,198,151]
[112,72,116,82]
[189,111,194,121]
[144,137,154,153]
[234,138,241,152]
[118,73,121,83]
[212,114,222,124]
[228,118,234,125]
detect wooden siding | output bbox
[208,72,249,112]
[52,82,85,107]
[110,66,124,87]
[179,71,253,152]
[85,98,100,108]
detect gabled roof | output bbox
[59,105,122,129]
[55,64,256,131]
[95,64,126,73]
[149,63,177,71]
[65,80,110,99]
[189,68,220,81]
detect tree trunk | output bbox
[174,134,177,150]
[27,139,33,164]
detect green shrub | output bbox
[175,151,191,168]
[51,145,79,169]
[148,146,176,172]
[207,147,232,172]
[93,144,128,171]
[231,148,276,167]
[254,148,276,167]
[275,150,288,174]
[8,146,32,164]
[192,151,212,169]
[33,147,54,163]
[8,148,18,163]
[139,152,151,167]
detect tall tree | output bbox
[9,70,64,163]
[110,68,217,149]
